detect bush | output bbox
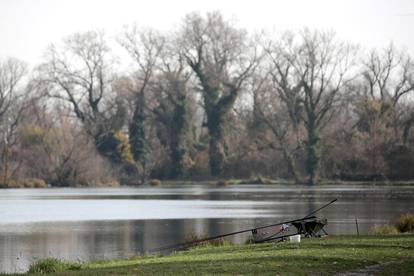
[78,179,120,187]
[216,180,230,187]
[370,225,399,235]
[238,175,276,185]
[23,178,48,188]
[28,258,81,274]
[149,179,162,186]
[0,178,47,188]
[394,214,414,233]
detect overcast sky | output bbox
[1,0,414,66]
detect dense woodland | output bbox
[1,12,414,187]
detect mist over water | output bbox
[1,184,413,273]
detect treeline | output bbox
[1,12,414,187]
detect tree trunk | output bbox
[402,114,414,145]
[1,144,9,187]
[129,94,147,184]
[129,110,146,163]
[281,147,300,183]
[306,121,321,185]
[208,135,226,177]
[207,109,227,177]
[169,101,192,178]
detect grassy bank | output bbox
[11,235,414,275]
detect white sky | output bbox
[1,0,414,66]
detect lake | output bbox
[1,184,413,273]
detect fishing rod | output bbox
[303,198,337,219]
[150,198,337,253]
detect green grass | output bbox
[11,235,414,275]
[26,258,81,274]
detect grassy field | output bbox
[10,235,414,276]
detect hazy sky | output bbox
[1,0,414,66]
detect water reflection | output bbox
[0,184,413,273]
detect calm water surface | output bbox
[0,184,413,273]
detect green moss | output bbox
[95,130,135,165]
[113,131,134,163]
[129,103,147,165]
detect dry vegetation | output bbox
[371,214,414,234]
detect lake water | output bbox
[1,184,413,273]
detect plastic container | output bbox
[289,234,301,243]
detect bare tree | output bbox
[252,69,304,182]
[360,45,414,144]
[0,58,27,186]
[265,30,357,184]
[38,31,129,165]
[0,58,27,119]
[362,45,414,104]
[346,45,414,178]
[179,12,258,176]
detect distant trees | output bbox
[360,45,414,141]
[263,30,357,184]
[0,58,28,186]
[18,103,114,186]
[2,12,414,187]
[252,68,303,182]
[0,58,27,121]
[354,45,414,178]
[119,27,165,182]
[38,31,133,168]
[179,12,258,176]
[151,47,195,178]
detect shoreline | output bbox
[3,179,414,189]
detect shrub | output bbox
[23,178,48,188]
[394,214,414,233]
[0,178,47,188]
[28,258,81,274]
[370,225,399,235]
[238,175,276,185]
[216,180,230,187]
[77,179,120,187]
[149,179,162,186]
